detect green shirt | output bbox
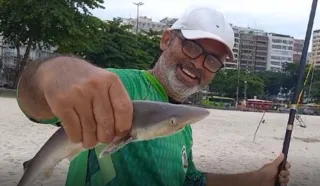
[17,68,207,186]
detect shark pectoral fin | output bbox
[98,136,135,159]
[23,158,33,172]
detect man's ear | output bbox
[160,29,172,51]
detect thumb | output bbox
[272,153,285,166]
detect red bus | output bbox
[246,99,273,111]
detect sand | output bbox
[1,97,320,186]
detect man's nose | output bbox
[192,55,206,69]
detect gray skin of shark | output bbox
[17,100,210,186]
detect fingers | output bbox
[47,69,132,149]
[280,169,290,177]
[109,76,133,137]
[273,153,285,165]
[272,153,292,172]
[278,176,289,186]
[73,86,97,149]
[49,89,83,144]
[278,160,291,186]
[57,108,82,143]
[285,162,291,170]
[93,91,115,143]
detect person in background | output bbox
[16,6,291,186]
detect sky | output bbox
[92,0,320,41]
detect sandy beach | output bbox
[1,97,319,186]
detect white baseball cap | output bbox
[170,6,235,61]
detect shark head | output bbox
[131,100,210,140]
[98,100,210,158]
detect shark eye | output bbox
[170,118,176,125]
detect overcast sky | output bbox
[92,0,320,40]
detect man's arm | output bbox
[183,127,262,186]
[17,55,60,123]
[184,155,262,186]
[18,54,133,147]
[17,54,95,125]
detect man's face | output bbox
[155,29,229,100]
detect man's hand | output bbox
[41,56,133,149]
[258,153,291,186]
[204,153,291,186]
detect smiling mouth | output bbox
[180,66,197,79]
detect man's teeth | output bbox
[181,67,196,78]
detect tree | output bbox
[0,0,105,87]
[137,29,163,68]
[255,71,289,98]
[56,15,107,57]
[306,68,320,103]
[209,69,264,99]
[57,18,162,70]
[208,70,229,96]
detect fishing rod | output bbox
[275,0,318,185]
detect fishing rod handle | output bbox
[275,119,294,186]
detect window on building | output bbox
[271,56,281,60]
[272,45,281,49]
[271,61,281,66]
[272,39,282,43]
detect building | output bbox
[224,25,240,69]
[0,36,55,87]
[307,52,312,64]
[293,39,304,63]
[159,17,178,28]
[0,41,55,68]
[121,16,167,33]
[238,29,269,72]
[225,26,268,71]
[267,33,294,72]
[311,29,320,68]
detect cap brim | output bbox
[180,30,235,61]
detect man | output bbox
[16,6,291,186]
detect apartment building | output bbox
[0,36,56,87]
[311,29,320,68]
[238,29,269,72]
[293,39,304,63]
[159,17,178,28]
[121,16,167,33]
[224,25,240,69]
[0,46,54,67]
[267,33,294,72]
[307,52,312,64]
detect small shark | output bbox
[17,100,210,186]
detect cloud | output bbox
[92,0,320,40]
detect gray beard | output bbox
[157,55,203,101]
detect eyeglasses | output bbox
[173,31,225,73]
